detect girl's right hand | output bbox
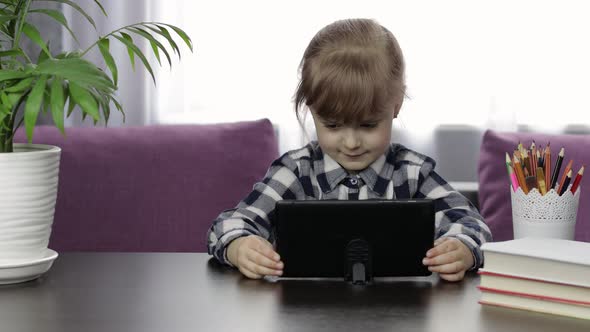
[226,235,284,279]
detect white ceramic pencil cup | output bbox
[510,186,580,240]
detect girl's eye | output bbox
[324,123,341,129]
[360,123,378,128]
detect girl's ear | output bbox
[393,99,404,119]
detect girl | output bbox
[207,18,492,282]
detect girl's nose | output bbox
[343,129,361,149]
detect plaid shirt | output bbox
[207,141,492,269]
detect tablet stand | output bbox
[345,239,372,285]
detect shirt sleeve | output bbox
[413,158,493,270]
[206,154,304,266]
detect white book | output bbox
[480,238,590,288]
[479,288,590,320]
[478,270,590,305]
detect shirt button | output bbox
[350,178,358,185]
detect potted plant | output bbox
[0,0,191,282]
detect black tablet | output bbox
[274,199,435,282]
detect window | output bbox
[151,0,590,152]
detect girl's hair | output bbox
[294,18,405,124]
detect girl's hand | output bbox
[422,237,474,282]
[226,235,284,279]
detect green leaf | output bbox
[7,92,22,107]
[0,70,28,82]
[24,75,48,142]
[93,0,107,16]
[50,77,65,134]
[37,41,50,63]
[36,58,116,93]
[149,39,161,66]
[113,33,156,85]
[4,76,33,92]
[36,0,97,30]
[119,32,135,70]
[145,24,180,59]
[0,49,22,58]
[160,23,193,52]
[97,38,118,85]
[22,22,51,57]
[0,91,12,110]
[155,25,180,57]
[128,27,172,67]
[0,102,10,126]
[66,90,75,117]
[29,8,79,45]
[68,81,99,121]
[110,95,125,122]
[0,15,16,25]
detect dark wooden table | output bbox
[1,253,589,332]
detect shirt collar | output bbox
[312,143,393,196]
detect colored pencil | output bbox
[557,160,574,194]
[550,147,564,190]
[559,170,572,196]
[514,156,528,194]
[544,143,551,192]
[536,167,547,195]
[570,166,585,194]
[505,153,519,191]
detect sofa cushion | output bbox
[14,119,278,252]
[478,130,590,242]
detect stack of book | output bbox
[478,238,590,320]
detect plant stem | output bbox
[1,90,30,152]
[12,0,31,49]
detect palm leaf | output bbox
[110,95,124,122]
[50,76,65,134]
[68,81,99,121]
[97,38,117,85]
[127,26,172,67]
[22,22,51,57]
[29,8,78,44]
[24,75,48,142]
[0,49,23,58]
[3,76,33,92]
[0,101,10,125]
[36,58,115,93]
[120,32,135,70]
[35,0,97,30]
[0,14,15,25]
[0,70,28,82]
[113,33,156,85]
[159,23,193,52]
[145,24,180,59]
[93,0,107,17]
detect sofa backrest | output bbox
[14,119,279,252]
[478,130,590,242]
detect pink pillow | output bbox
[478,130,590,242]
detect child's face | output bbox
[311,107,396,173]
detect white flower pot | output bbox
[0,143,61,264]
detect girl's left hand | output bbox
[422,237,474,282]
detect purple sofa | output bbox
[478,130,590,242]
[14,119,279,252]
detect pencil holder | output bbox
[510,187,580,240]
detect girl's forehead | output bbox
[313,108,392,122]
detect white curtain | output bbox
[62,0,155,127]
[147,0,590,154]
[63,0,590,153]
